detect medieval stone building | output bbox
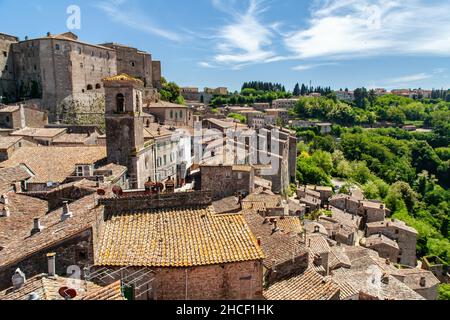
[0,32,162,121]
[103,74,155,189]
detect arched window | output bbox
[95,84,101,89]
[87,84,93,91]
[116,93,125,113]
[77,47,82,55]
[180,110,183,118]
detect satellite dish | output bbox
[97,188,106,196]
[59,287,77,299]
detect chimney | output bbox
[257,237,262,247]
[12,269,26,289]
[1,195,10,217]
[381,274,390,285]
[273,219,279,232]
[28,292,40,300]
[47,253,56,277]
[46,32,51,37]
[31,218,43,236]
[420,277,426,287]
[380,204,385,210]
[61,202,73,222]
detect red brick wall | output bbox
[153,261,263,300]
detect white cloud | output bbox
[94,0,183,42]
[284,0,450,59]
[292,62,338,71]
[198,61,217,69]
[387,73,433,84]
[206,0,280,67]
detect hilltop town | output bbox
[0,31,448,301]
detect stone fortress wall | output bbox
[0,32,162,123]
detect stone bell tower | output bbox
[103,74,145,183]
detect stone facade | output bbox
[103,75,156,189]
[0,105,48,129]
[0,32,162,121]
[366,220,418,267]
[0,33,18,103]
[101,43,158,89]
[152,261,263,300]
[200,165,254,200]
[0,229,94,290]
[329,196,386,224]
[99,190,212,214]
[146,102,194,127]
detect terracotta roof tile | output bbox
[264,269,340,300]
[80,281,125,300]
[10,127,66,139]
[0,147,107,183]
[0,195,101,268]
[0,136,22,150]
[102,74,143,85]
[242,211,308,270]
[95,206,264,268]
[0,192,48,247]
[0,165,32,194]
[0,274,99,300]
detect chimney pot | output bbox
[28,292,40,300]
[61,202,73,222]
[47,253,56,277]
[420,277,426,287]
[257,237,262,246]
[12,269,26,289]
[31,218,43,235]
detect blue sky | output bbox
[1,0,450,92]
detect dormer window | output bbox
[76,165,93,177]
[116,93,125,113]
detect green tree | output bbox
[438,284,450,300]
[293,83,301,96]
